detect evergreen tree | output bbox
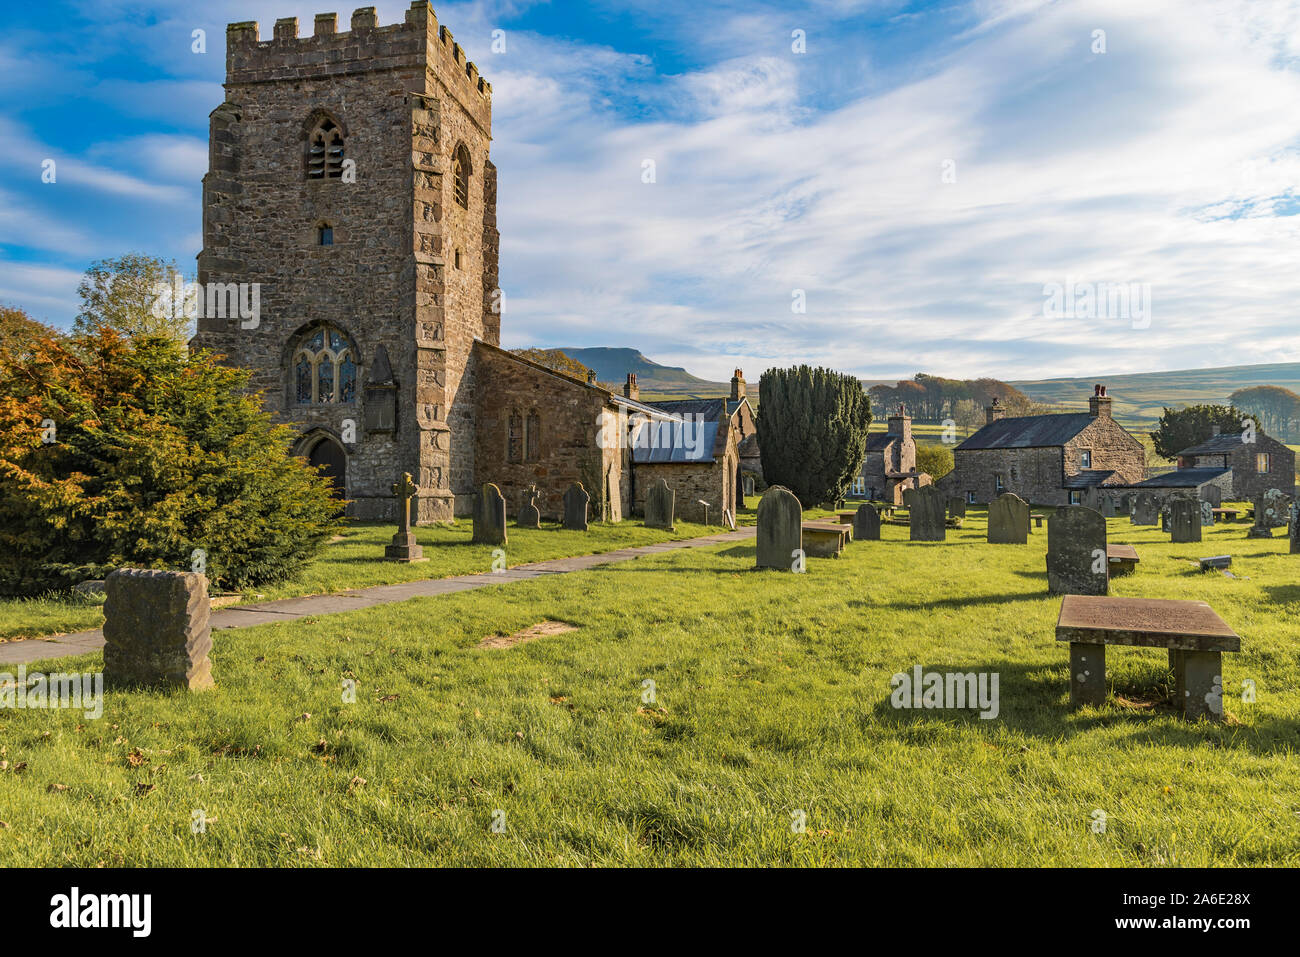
[1150,404,1247,461]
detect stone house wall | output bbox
[941,447,1065,505]
[1061,417,1146,485]
[1187,434,1294,499]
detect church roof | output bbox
[631,419,720,464]
[957,413,1095,450]
[647,398,726,419]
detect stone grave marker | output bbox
[472,482,508,545]
[853,503,881,541]
[1200,501,1215,527]
[909,486,946,542]
[1130,492,1158,526]
[563,482,590,531]
[902,488,917,510]
[517,485,541,529]
[1099,495,1118,518]
[384,472,426,562]
[1291,499,1300,555]
[103,568,214,690]
[1046,505,1108,596]
[645,477,675,530]
[1247,489,1286,538]
[756,485,802,570]
[1169,498,1201,543]
[743,475,755,497]
[987,492,1030,544]
[948,497,966,519]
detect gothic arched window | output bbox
[508,409,523,463]
[453,143,471,208]
[525,410,540,461]
[293,323,356,405]
[307,118,345,179]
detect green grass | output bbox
[1,507,1296,866]
[0,516,742,644]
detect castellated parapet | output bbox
[193,2,499,522]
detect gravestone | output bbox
[756,485,802,570]
[987,492,1030,544]
[909,486,947,542]
[1200,500,1215,528]
[902,488,917,510]
[743,475,755,497]
[645,477,675,530]
[1169,498,1201,543]
[472,483,508,544]
[1291,499,1300,555]
[1130,492,1158,526]
[853,503,881,541]
[384,472,426,561]
[1247,489,1286,538]
[1099,495,1118,518]
[1046,506,1108,596]
[517,485,540,529]
[948,497,966,519]
[103,568,214,690]
[563,482,590,531]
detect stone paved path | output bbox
[0,527,756,666]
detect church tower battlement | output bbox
[195,2,499,522]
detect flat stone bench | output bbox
[1055,595,1240,721]
[1212,508,1240,522]
[834,510,861,533]
[1198,555,1232,572]
[1030,513,1046,529]
[801,521,851,557]
[1106,544,1139,576]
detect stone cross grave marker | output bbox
[103,568,214,690]
[645,477,675,530]
[1046,505,1108,596]
[988,492,1030,544]
[910,486,946,542]
[517,485,541,529]
[756,485,802,570]
[1130,492,1158,526]
[1170,498,1201,543]
[472,482,507,545]
[384,472,426,562]
[853,503,881,541]
[563,482,590,531]
[1247,489,1286,538]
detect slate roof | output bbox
[956,413,1094,450]
[631,419,720,464]
[865,433,899,451]
[1063,470,1117,489]
[1125,468,1231,489]
[1177,433,1247,456]
[647,398,726,419]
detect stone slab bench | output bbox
[801,521,851,557]
[1212,508,1240,522]
[1106,544,1139,576]
[1198,555,1232,572]
[1030,513,1047,529]
[1055,595,1240,721]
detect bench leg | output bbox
[1168,649,1185,701]
[1180,650,1224,721]
[1070,642,1107,708]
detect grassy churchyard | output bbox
[1,501,1296,866]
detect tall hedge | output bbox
[757,366,872,505]
[0,329,343,596]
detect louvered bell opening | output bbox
[325,135,344,178]
[308,139,326,179]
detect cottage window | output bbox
[508,410,523,463]
[307,118,345,179]
[525,410,540,462]
[1256,453,1270,473]
[1080,449,1092,469]
[292,323,356,405]
[850,477,865,495]
[966,491,976,504]
[1069,491,1082,505]
[995,474,1005,492]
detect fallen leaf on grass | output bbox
[47,783,68,793]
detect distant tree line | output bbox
[867,374,1046,424]
[1229,386,1300,443]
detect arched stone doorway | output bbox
[305,434,347,501]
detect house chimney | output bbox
[1088,384,1112,419]
[986,397,1005,426]
[623,373,639,401]
[730,368,746,401]
[887,403,912,444]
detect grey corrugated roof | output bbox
[1127,468,1231,488]
[957,413,1093,450]
[632,419,720,464]
[1177,434,1247,456]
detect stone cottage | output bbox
[190,5,745,524]
[855,405,930,504]
[1174,427,1295,500]
[937,385,1145,506]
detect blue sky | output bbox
[2,0,1299,383]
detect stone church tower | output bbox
[193,3,499,522]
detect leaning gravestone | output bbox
[1200,501,1215,528]
[517,485,540,529]
[756,485,802,570]
[910,486,946,542]
[645,477,675,530]
[1130,493,1158,526]
[1046,506,1107,596]
[563,482,590,531]
[472,483,507,544]
[103,569,214,690]
[948,497,966,519]
[988,492,1030,544]
[853,503,881,541]
[1170,498,1201,543]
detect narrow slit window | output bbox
[318,225,333,246]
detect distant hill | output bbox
[556,347,729,396]
[1011,362,1300,427]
